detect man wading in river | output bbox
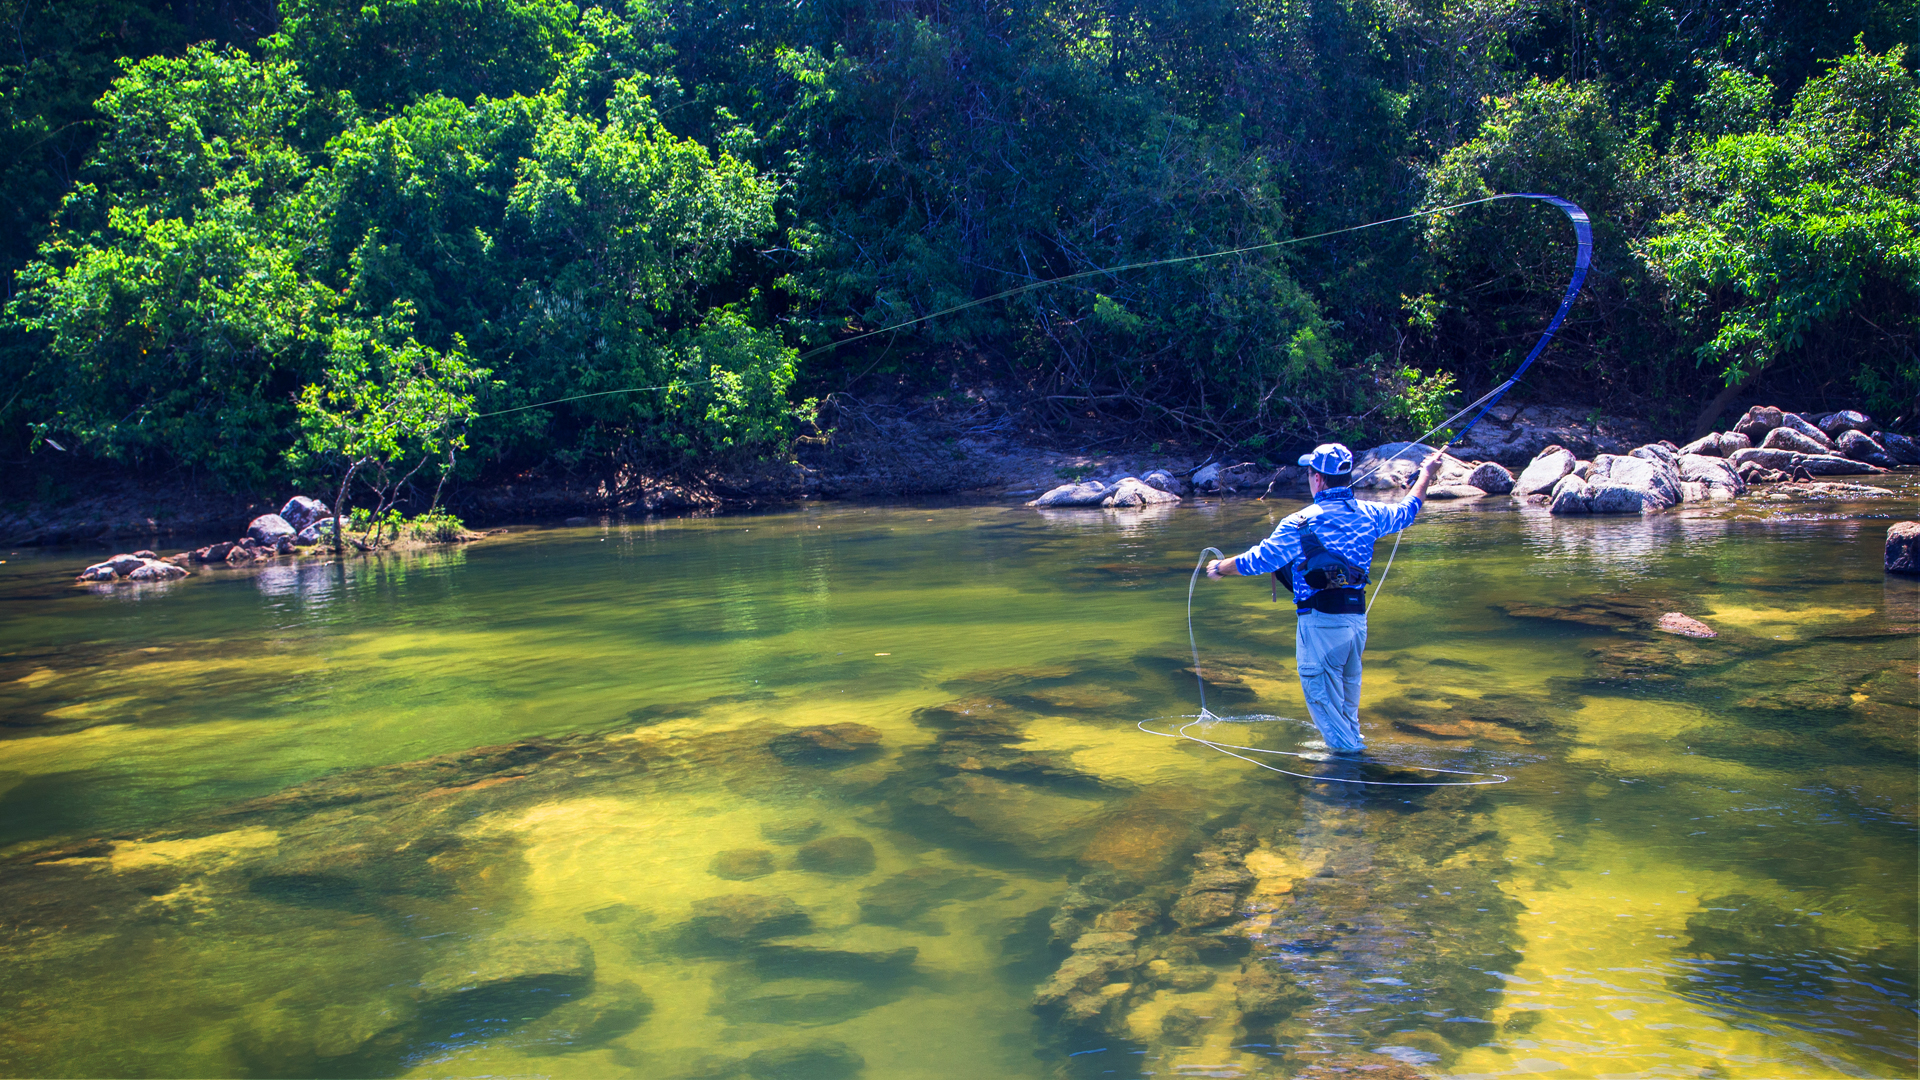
[1203,443,1445,757]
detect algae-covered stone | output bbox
[516,980,653,1055]
[1079,805,1200,880]
[761,818,825,845]
[748,943,918,980]
[745,1039,865,1079]
[857,867,1001,924]
[1235,958,1310,1019]
[690,894,811,942]
[1169,890,1241,928]
[711,848,777,880]
[795,835,877,876]
[767,723,883,764]
[419,933,595,999]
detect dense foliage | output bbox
[2,0,1913,490]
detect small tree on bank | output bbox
[289,320,486,553]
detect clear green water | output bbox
[1,490,1914,1079]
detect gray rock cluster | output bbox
[77,496,344,583]
[1691,405,1915,485]
[186,496,340,565]
[75,549,190,583]
[1328,403,1909,516]
[1027,473,1184,508]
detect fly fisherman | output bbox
[1203,443,1445,757]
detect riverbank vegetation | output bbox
[2,0,1913,499]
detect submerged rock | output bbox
[1656,612,1717,639]
[767,723,883,764]
[419,933,595,999]
[760,818,825,845]
[747,943,918,980]
[710,848,777,880]
[744,1040,865,1080]
[690,894,811,942]
[1235,958,1311,1020]
[795,835,877,876]
[857,867,1001,924]
[515,980,653,1055]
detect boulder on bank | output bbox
[1678,453,1745,498]
[1820,410,1873,438]
[1141,469,1184,495]
[1467,461,1515,495]
[1028,481,1109,508]
[247,513,296,544]
[1515,446,1577,495]
[1800,454,1879,476]
[1679,431,1751,458]
[1836,430,1891,466]
[1730,446,1801,473]
[1873,431,1920,465]
[1888,522,1920,577]
[1732,405,1784,442]
[1102,476,1181,508]
[294,519,339,546]
[279,496,332,531]
[1761,426,1829,455]
[1775,412,1834,449]
[1351,443,1438,488]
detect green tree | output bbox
[287,316,484,549]
[6,47,343,484]
[270,0,583,111]
[1641,44,1919,424]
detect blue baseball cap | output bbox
[1298,443,1354,475]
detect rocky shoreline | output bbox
[72,494,485,587]
[5,402,1914,554]
[1021,403,1911,515]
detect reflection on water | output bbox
[0,488,1914,1079]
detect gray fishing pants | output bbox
[1295,612,1368,752]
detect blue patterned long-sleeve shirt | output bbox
[1232,487,1423,611]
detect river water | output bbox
[1,487,1914,1079]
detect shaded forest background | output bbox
[2,0,1914,495]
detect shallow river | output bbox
[2,487,1915,1079]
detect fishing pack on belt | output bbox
[1272,521,1369,615]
